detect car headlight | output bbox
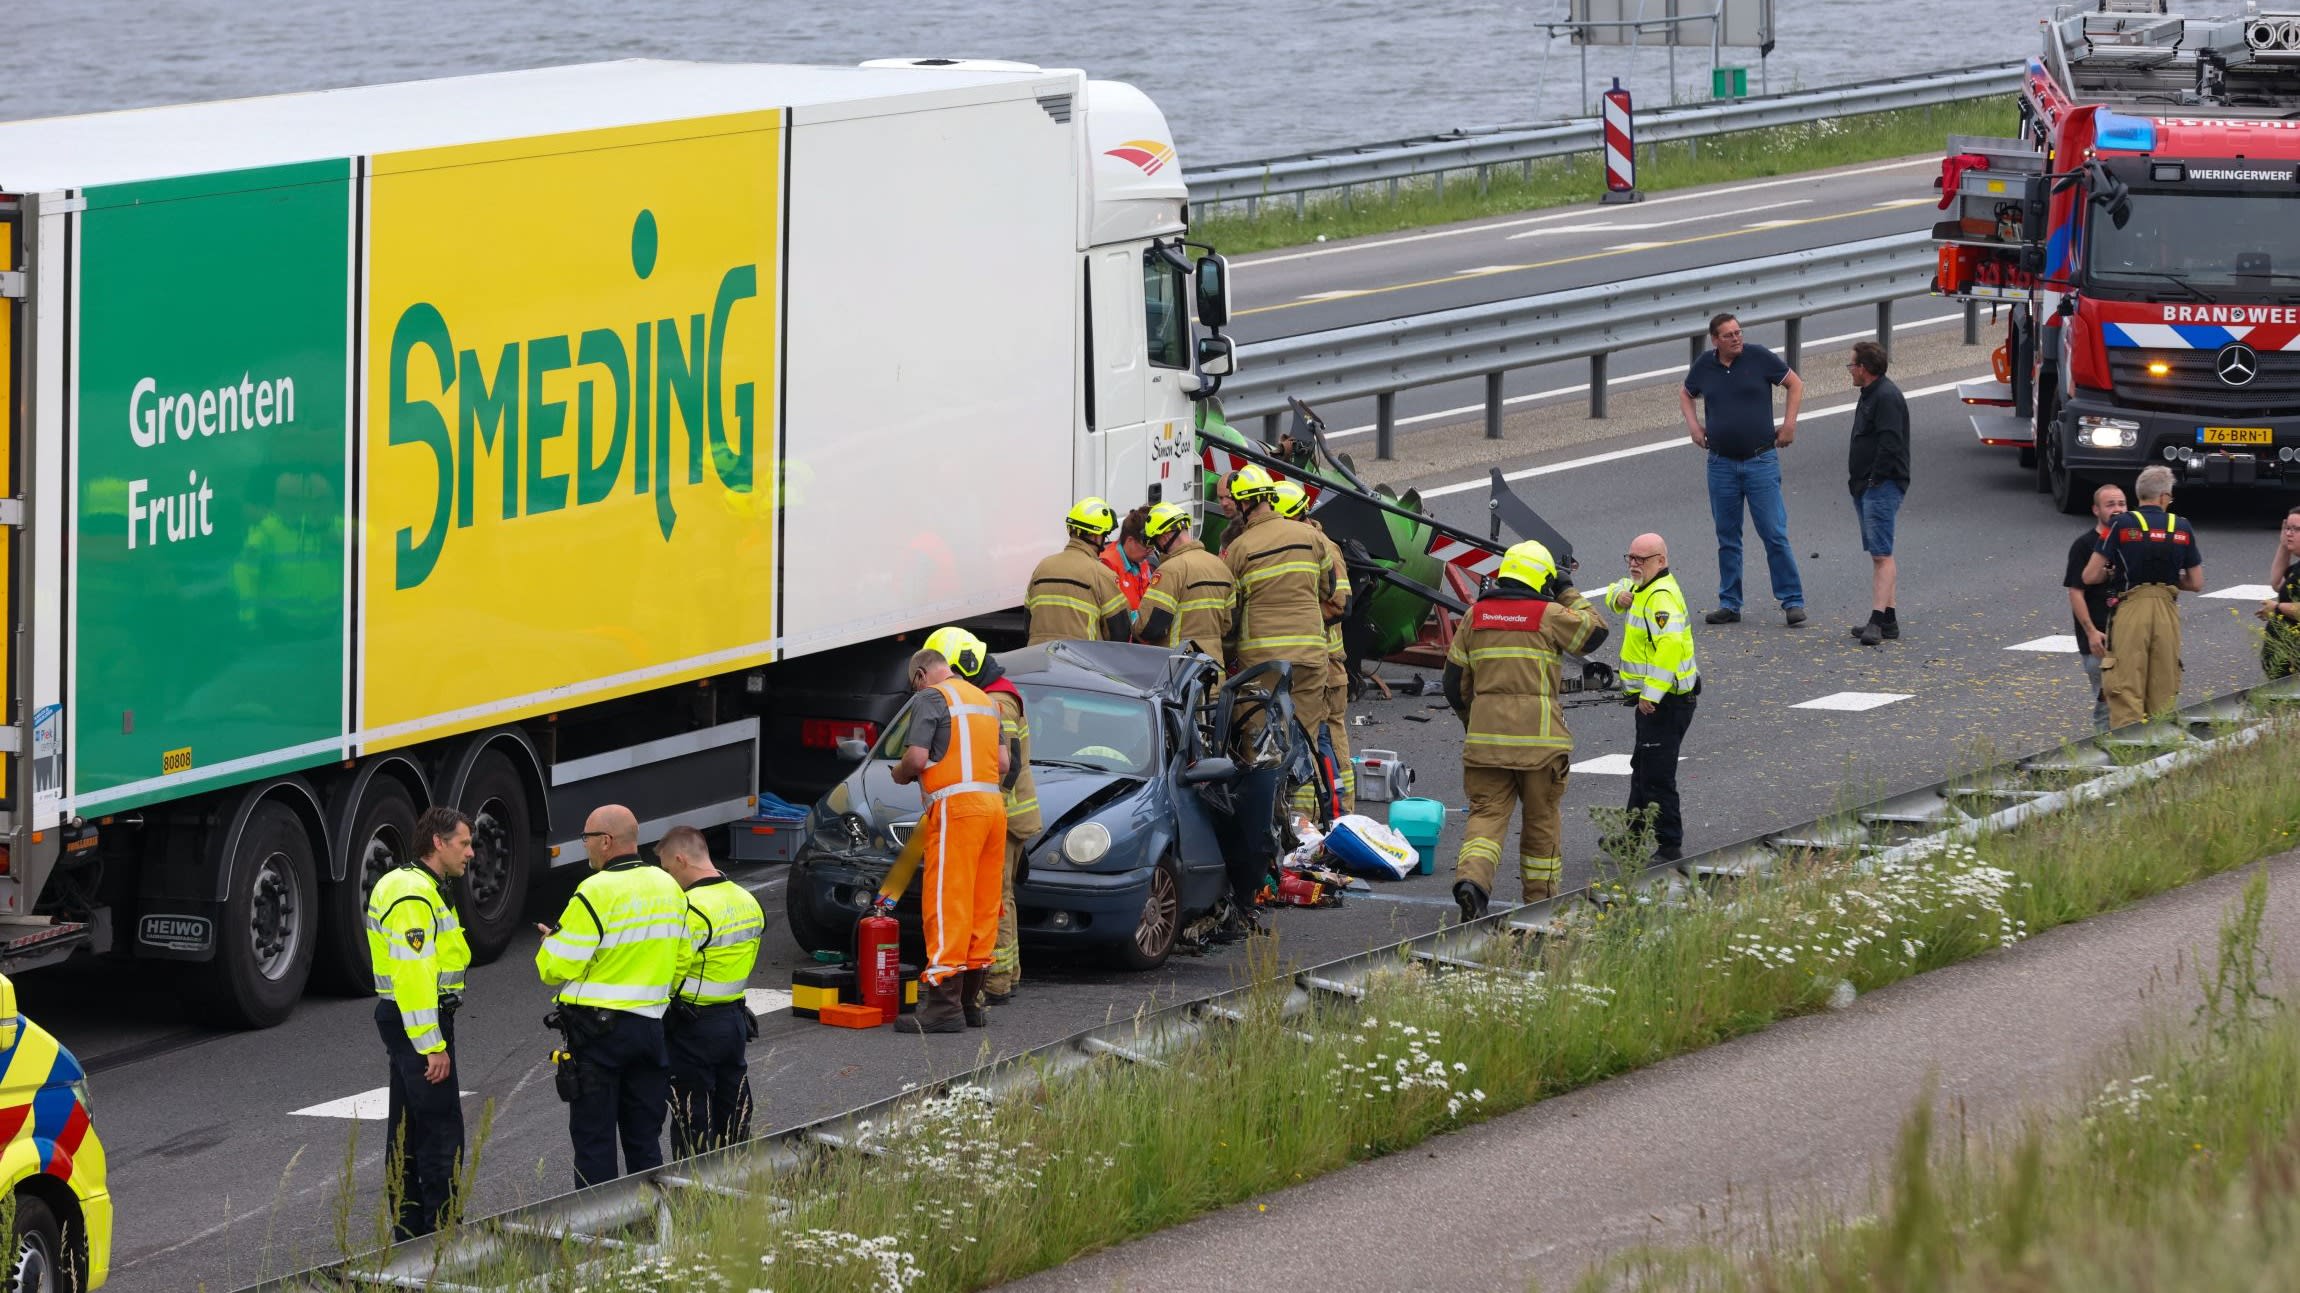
[2077,415,2140,450]
[1061,822,1112,865]
[69,1076,92,1118]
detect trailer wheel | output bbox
[312,776,419,995]
[187,802,318,1029]
[457,750,535,965]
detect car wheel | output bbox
[1110,854,1182,972]
[785,880,850,956]
[7,1193,77,1293]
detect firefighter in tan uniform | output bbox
[1026,498,1132,645]
[2081,465,2204,728]
[923,626,1039,1007]
[1445,540,1610,920]
[1272,481,1356,816]
[1222,466,1341,819]
[1135,502,1234,668]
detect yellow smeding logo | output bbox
[363,114,784,741]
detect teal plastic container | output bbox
[1388,798,1446,876]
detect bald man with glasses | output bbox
[1603,534,1700,861]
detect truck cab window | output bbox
[1143,253,1188,370]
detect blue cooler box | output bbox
[1388,798,1445,875]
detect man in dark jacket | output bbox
[1845,341,1910,647]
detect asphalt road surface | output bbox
[34,177,2300,1292]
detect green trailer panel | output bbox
[72,161,353,809]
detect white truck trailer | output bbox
[0,58,1232,1025]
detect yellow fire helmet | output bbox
[1270,480,1310,518]
[921,625,989,677]
[1144,501,1193,540]
[1230,463,1279,504]
[1497,539,1558,591]
[1066,496,1118,539]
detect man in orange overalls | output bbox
[877,646,1009,1033]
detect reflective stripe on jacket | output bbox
[981,679,1042,838]
[1225,511,1336,665]
[675,875,766,1005]
[1139,539,1234,669]
[1607,570,1699,703]
[1313,523,1352,684]
[536,858,687,1017]
[921,677,1007,814]
[1026,539,1128,644]
[366,864,471,1055]
[1447,590,1608,766]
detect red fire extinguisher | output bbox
[856,906,901,1022]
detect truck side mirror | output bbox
[1196,334,1235,377]
[1194,254,1231,329]
[2021,174,2050,245]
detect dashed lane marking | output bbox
[1569,753,1688,775]
[2204,584,2277,600]
[1419,377,1972,499]
[1294,289,1375,302]
[1505,198,1810,239]
[1322,312,1963,445]
[2006,635,2080,653]
[1230,158,1936,270]
[292,1087,476,1120]
[1792,692,1913,712]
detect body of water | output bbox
[8,1,2054,167]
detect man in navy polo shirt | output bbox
[1678,312,1806,627]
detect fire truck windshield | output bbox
[2088,190,2300,301]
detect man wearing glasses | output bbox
[535,804,688,1186]
[1604,534,1700,862]
[1679,312,1806,628]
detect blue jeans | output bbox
[1855,479,1904,556]
[1707,450,1803,612]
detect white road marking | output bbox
[2204,584,2277,600]
[292,1087,475,1120]
[1506,198,1810,238]
[1742,219,1807,229]
[1230,158,1938,269]
[1791,692,1913,713]
[1570,752,1687,775]
[746,987,794,1018]
[1296,289,1374,301]
[741,873,789,894]
[1418,376,1972,499]
[1324,312,1963,446]
[2006,634,2080,653]
[1458,264,1531,275]
[1873,197,1938,208]
[1606,241,1672,251]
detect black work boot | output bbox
[960,969,988,1028]
[894,977,966,1034]
[1453,880,1490,923]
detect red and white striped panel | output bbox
[1602,88,1635,192]
[1426,534,1501,578]
[1199,444,1323,507]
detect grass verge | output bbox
[382,707,2300,1292]
[1584,867,2300,1293]
[1197,97,2017,257]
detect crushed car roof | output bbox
[999,640,1207,699]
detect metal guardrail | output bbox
[1222,229,1941,455]
[244,675,2300,1292]
[1188,63,2022,215]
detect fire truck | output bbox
[1936,2,2300,513]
